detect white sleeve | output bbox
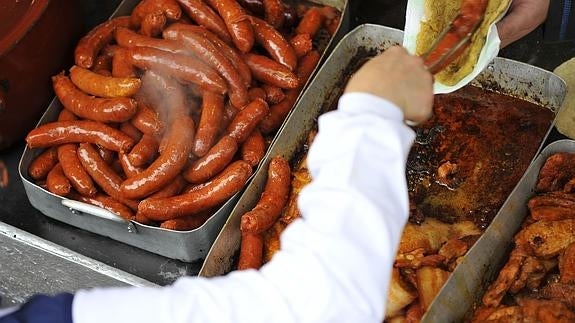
[72,92,415,323]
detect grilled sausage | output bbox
[241,129,265,167]
[148,175,187,199]
[46,164,72,196]
[226,98,269,143]
[111,47,137,78]
[193,92,224,157]
[120,122,143,142]
[184,135,238,184]
[262,0,284,29]
[176,0,233,43]
[58,144,98,197]
[28,147,59,181]
[205,0,255,53]
[238,233,263,270]
[139,12,167,37]
[295,7,325,37]
[261,84,285,104]
[69,65,141,98]
[75,16,131,69]
[250,16,296,70]
[128,134,159,167]
[244,53,298,89]
[118,152,144,178]
[248,87,267,101]
[289,33,313,57]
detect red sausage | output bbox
[221,102,240,130]
[97,147,116,165]
[128,134,159,167]
[250,16,297,70]
[126,47,228,95]
[58,144,98,197]
[159,211,212,231]
[130,103,165,137]
[237,0,264,16]
[111,47,137,78]
[244,53,298,89]
[289,33,313,57]
[75,16,132,69]
[120,122,144,142]
[262,0,285,29]
[131,0,182,26]
[46,164,72,197]
[262,84,285,104]
[140,12,167,37]
[240,156,290,234]
[205,0,255,53]
[294,50,320,86]
[58,109,78,122]
[119,152,144,178]
[176,0,233,43]
[115,27,190,56]
[184,135,238,184]
[148,175,187,199]
[163,24,249,108]
[295,7,325,37]
[28,147,59,181]
[226,98,269,143]
[248,87,267,101]
[139,70,190,121]
[138,160,252,220]
[241,129,265,167]
[238,233,263,270]
[193,92,224,157]
[72,193,135,221]
[26,121,135,153]
[52,74,138,123]
[121,116,195,199]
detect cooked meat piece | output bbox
[528,192,575,220]
[404,301,424,323]
[514,219,575,258]
[398,218,480,254]
[436,160,459,188]
[438,238,470,264]
[481,305,523,322]
[563,176,575,192]
[539,281,575,308]
[509,256,551,293]
[517,298,575,323]
[482,247,528,307]
[536,152,575,193]
[395,248,445,270]
[415,266,450,311]
[385,268,417,319]
[530,206,575,221]
[559,242,575,284]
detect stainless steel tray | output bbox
[17,0,349,263]
[199,23,566,319]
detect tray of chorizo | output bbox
[17,0,349,262]
[198,23,566,322]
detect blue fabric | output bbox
[0,293,73,323]
[561,0,573,40]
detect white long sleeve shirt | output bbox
[10,92,417,323]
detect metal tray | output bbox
[199,23,566,319]
[17,0,350,263]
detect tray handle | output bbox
[61,199,137,233]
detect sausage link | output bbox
[120,122,143,142]
[52,74,138,123]
[121,116,195,199]
[176,0,233,43]
[295,7,325,37]
[26,121,135,153]
[131,0,182,26]
[289,33,313,58]
[184,135,238,184]
[241,129,265,167]
[159,211,212,231]
[72,193,135,221]
[240,156,290,233]
[126,47,228,94]
[46,163,72,196]
[237,0,264,16]
[138,160,252,220]
[262,0,284,29]
[140,12,167,37]
[128,134,159,167]
[130,102,165,137]
[115,27,190,56]
[119,152,144,178]
[148,175,187,199]
[248,87,266,101]
[69,65,142,98]
[77,143,127,201]
[139,70,190,121]
[294,50,321,87]
[205,0,255,53]
[238,233,263,270]
[163,24,249,108]
[244,53,298,89]
[97,147,116,165]
[261,84,285,104]
[75,16,132,69]
[193,92,224,157]
[58,144,98,197]
[221,102,240,130]
[226,98,269,143]
[28,147,58,181]
[250,16,296,70]
[112,47,137,78]
[58,109,78,121]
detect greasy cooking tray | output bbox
[199,23,566,319]
[17,0,350,262]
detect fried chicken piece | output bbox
[394,248,445,270]
[528,192,575,220]
[559,241,575,284]
[539,281,575,308]
[385,268,417,319]
[482,247,528,307]
[514,219,575,258]
[509,257,556,293]
[536,152,575,193]
[398,218,480,254]
[517,298,575,323]
[415,266,450,311]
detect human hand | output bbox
[344,46,434,124]
[496,0,550,48]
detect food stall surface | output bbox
[0,0,573,297]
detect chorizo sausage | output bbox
[77,143,128,201]
[241,129,265,167]
[69,65,142,98]
[261,84,285,104]
[26,121,135,153]
[52,74,138,123]
[163,25,249,108]
[184,135,238,184]
[58,109,78,121]
[236,0,264,16]
[130,102,165,137]
[248,87,266,101]
[226,98,269,143]
[138,160,252,220]
[119,152,144,178]
[262,0,285,29]
[193,92,224,157]
[115,27,190,56]
[111,47,137,78]
[71,193,135,221]
[295,7,325,37]
[140,12,167,37]
[250,16,296,70]
[75,16,131,69]
[97,147,116,165]
[120,122,143,142]
[126,47,228,95]
[289,33,313,58]
[58,144,98,197]
[159,211,212,231]
[131,0,182,26]
[128,134,159,167]
[205,0,255,53]
[238,233,263,270]
[46,163,72,197]
[244,53,298,89]
[240,156,290,234]
[148,175,187,199]
[28,147,58,181]
[294,50,320,87]
[221,102,240,130]
[176,0,233,43]
[121,116,195,199]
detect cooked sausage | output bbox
[119,152,144,178]
[262,0,284,29]
[163,24,249,108]
[250,16,296,70]
[52,74,138,123]
[148,175,187,199]
[139,12,167,37]
[69,65,142,98]
[75,16,132,69]
[121,116,195,199]
[238,233,263,270]
[120,122,143,142]
[261,84,285,104]
[293,50,320,86]
[58,144,98,197]
[138,160,252,220]
[205,0,255,53]
[115,27,190,56]
[28,147,58,181]
[289,33,313,57]
[241,129,265,167]
[26,121,135,153]
[130,102,165,137]
[244,53,298,89]
[71,193,135,221]
[248,87,266,101]
[176,0,233,43]
[111,47,137,78]
[128,134,159,167]
[57,109,78,121]
[126,47,228,95]
[237,0,264,16]
[226,98,269,143]
[46,163,71,196]
[77,143,128,201]
[221,102,240,130]
[97,147,116,165]
[131,0,182,26]
[184,135,238,184]
[295,7,325,37]
[159,211,212,231]
[193,92,224,157]
[240,156,290,233]
[139,70,190,123]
